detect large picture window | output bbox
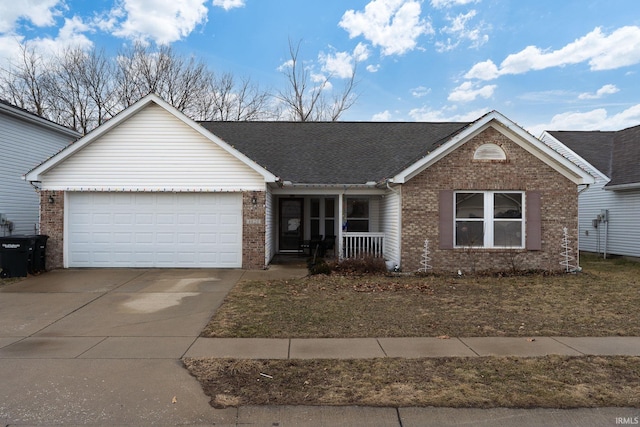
[455,192,524,248]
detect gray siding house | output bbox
[542,125,640,258]
[1,100,79,236]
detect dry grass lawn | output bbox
[184,356,640,408]
[188,254,640,408]
[202,253,640,338]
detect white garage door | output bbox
[67,192,242,268]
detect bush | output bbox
[307,258,332,275]
[331,256,388,275]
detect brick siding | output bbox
[242,191,267,269]
[39,190,65,270]
[401,126,579,273]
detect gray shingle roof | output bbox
[199,121,469,184]
[548,125,640,186]
[609,124,640,187]
[547,130,615,178]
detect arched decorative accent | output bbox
[474,143,506,160]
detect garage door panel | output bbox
[199,233,217,244]
[156,214,175,225]
[67,192,242,268]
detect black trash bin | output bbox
[30,235,49,274]
[0,236,35,278]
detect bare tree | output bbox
[80,48,116,127]
[277,39,358,121]
[192,72,272,121]
[0,40,280,130]
[114,43,214,115]
[45,47,102,133]
[0,42,51,116]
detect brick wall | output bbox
[242,191,266,269]
[39,190,64,270]
[401,126,579,273]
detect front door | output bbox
[279,198,303,251]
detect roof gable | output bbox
[25,94,277,184]
[393,111,594,185]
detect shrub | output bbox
[331,256,388,275]
[307,258,332,275]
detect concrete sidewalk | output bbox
[1,266,638,426]
[185,336,640,359]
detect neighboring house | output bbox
[25,94,593,272]
[1,100,79,236]
[542,125,640,258]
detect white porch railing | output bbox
[342,232,385,259]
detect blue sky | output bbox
[1,0,640,134]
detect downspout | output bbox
[385,179,401,271]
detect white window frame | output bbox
[345,197,369,232]
[454,191,525,249]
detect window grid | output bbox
[455,191,524,248]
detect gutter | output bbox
[0,102,80,138]
[604,182,640,191]
[277,182,380,189]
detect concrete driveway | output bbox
[2,267,636,426]
[0,268,245,425]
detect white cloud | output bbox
[366,63,380,72]
[448,81,496,102]
[212,0,245,10]
[466,26,640,81]
[111,0,209,44]
[409,106,487,121]
[0,35,26,65]
[276,59,294,72]
[0,16,93,64]
[353,42,370,62]
[0,0,61,32]
[339,0,434,56]
[430,0,480,8]
[435,10,489,52]
[30,16,94,54]
[372,110,392,120]
[411,86,431,98]
[527,104,640,135]
[578,84,619,100]
[319,43,370,79]
[319,50,354,79]
[464,59,499,80]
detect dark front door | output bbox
[279,198,303,251]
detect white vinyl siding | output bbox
[0,109,76,235]
[66,192,242,268]
[265,185,275,264]
[578,181,640,257]
[380,188,401,268]
[41,104,264,191]
[541,131,640,257]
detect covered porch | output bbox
[267,185,399,264]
